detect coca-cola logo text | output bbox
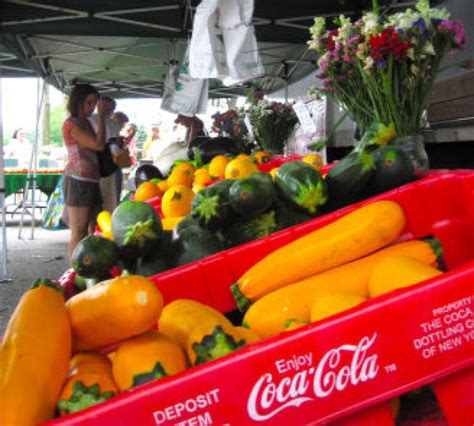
[247,334,379,421]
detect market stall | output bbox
[3,171,62,198]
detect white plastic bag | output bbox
[189,0,228,79]
[152,139,189,176]
[160,63,179,113]
[221,23,264,86]
[189,0,264,85]
[161,48,208,116]
[219,0,264,85]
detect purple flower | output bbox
[414,18,429,38]
[322,78,333,87]
[342,53,354,64]
[346,34,360,47]
[438,20,467,49]
[376,58,387,69]
[319,58,330,72]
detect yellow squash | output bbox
[158,299,246,366]
[0,279,71,425]
[232,200,407,310]
[57,352,118,416]
[112,331,187,391]
[243,239,440,338]
[310,292,366,323]
[368,255,442,297]
[66,275,163,351]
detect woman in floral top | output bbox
[62,84,106,259]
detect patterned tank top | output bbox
[63,117,100,182]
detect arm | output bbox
[69,100,107,151]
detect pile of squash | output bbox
[71,154,327,285]
[0,199,445,423]
[0,276,259,423]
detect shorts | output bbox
[63,175,102,208]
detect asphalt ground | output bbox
[0,213,70,336]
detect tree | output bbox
[49,104,67,147]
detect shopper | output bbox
[7,128,33,168]
[143,124,162,160]
[174,114,207,145]
[62,83,106,260]
[110,111,131,201]
[89,96,120,212]
[123,123,138,165]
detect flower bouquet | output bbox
[247,100,299,155]
[308,0,467,168]
[211,109,248,140]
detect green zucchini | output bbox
[229,172,276,219]
[225,211,279,247]
[191,179,234,230]
[372,145,416,194]
[325,150,376,209]
[111,200,163,260]
[71,235,119,279]
[275,161,327,214]
[171,223,225,267]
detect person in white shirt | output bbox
[7,128,33,169]
[89,97,120,213]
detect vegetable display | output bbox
[112,331,187,391]
[66,275,163,351]
[0,279,71,425]
[111,200,163,259]
[71,235,119,279]
[242,238,441,338]
[158,299,246,366]
[57,352,118,416]
[231,200,407,311]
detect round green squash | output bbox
[71,235,119,279]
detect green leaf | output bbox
[192,325,245,365]
[132,362,168,388]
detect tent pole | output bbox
[18,77,44,239]
[0,66,13,282]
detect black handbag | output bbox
[97,145,118,177]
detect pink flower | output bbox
[342,53,354,64]
[438,20,467,49]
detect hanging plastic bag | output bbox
[42,175,68,230]
[160,62,180,113]
[161,47,209,116]
[189,0,228,79]
[218,0,264,86]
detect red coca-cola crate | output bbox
[48,170,474,426]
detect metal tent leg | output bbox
[0,69,12,282]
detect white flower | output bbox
[416,0,449,21]
[336,15,353,41]
[362,12,378,34]
[411,64,421,76]
[310,17,326,39]
[421,41,435,56]
[363,56,374,71]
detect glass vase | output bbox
[394,134,430,173]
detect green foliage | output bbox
[50,104,67,147]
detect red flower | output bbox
[325,30,339,51]
[370,27,411,62]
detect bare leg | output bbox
[67,205,92,261]
[88,208,99,235]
